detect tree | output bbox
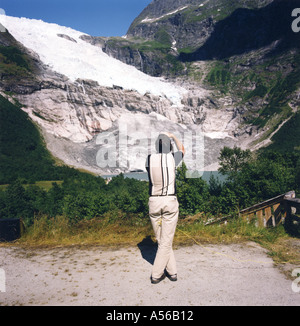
[218,146,252,177]
[3,180,33,223]
[209,173,222,197]
[45,182,64,217]
[175,162,210,215]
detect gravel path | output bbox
[0,241,299,306]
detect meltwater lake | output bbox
[102,171,227,184]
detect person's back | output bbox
[146,152,176,197]
[145,133,185,284]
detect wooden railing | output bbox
[206,190,299,227]
[239,190,297,227]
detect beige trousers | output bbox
[148,196,179,279]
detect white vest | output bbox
[146,153,177,196]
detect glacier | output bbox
[0,15,187,104]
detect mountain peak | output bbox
[127,0,274,36]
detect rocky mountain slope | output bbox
[84,0,300,154]
[0,0,299,176]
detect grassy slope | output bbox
[0,94,81,184]
[262,112,300,153]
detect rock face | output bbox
[16,73,239,142]
[17,77,183,143]
[14,72,244,173]
[127,0,274,48]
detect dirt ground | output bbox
[0,240,299,306]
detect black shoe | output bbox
[165,270,177,282]
[151,273,166,284]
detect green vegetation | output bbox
[265,113,300,153]
[206,62,232,92]
[245,84,268,100]
[203,51,300,142]
[254,55,300,127]
[0,145,299,233]
[0,174,148,227]
[0,93,299,241]
[104,35,184,76]
[0,94,81,184]
[0,46,30,70]
[205,52,300,102]
[154,28,172,47]
[0,44,35,83]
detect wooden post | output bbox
[272,203,281,226]
[265,206,272,226]
[256,210,264,227]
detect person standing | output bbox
[145,132,185,284]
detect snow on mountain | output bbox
[0,15,186,104]
[141,6,189,23]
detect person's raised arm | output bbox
[164,132,185,156]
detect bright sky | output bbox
[0,0,152,36]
